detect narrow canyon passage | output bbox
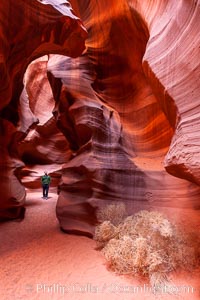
[0,0,200,299]
[0,187,200,300]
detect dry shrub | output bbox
[94,221,118,248]
[94,206,199,288]
[96,202,127,226]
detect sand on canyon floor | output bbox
[0,189,200,300]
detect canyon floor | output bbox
[0,188,200,300]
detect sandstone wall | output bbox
[0,0,200,232]
[48,0,200,235]
[0,0,86,219]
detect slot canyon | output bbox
[0,0,200,299]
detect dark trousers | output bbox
[42,184,49,198]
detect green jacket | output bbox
[41,175,51,185]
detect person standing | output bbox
[41,171,51,199]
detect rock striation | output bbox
[0,0,200,233]
[50,0,200,235]
[0,0,86,219]
[132,0,200,184]
[45,1,199,232]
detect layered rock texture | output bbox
[0,0,86,219]
[0,0,200,234]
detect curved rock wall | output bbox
[49,0,200,235]
[133,0,200,184]
[48,54,147,235]
[1,0,200,231]
[18,56,71,165]
[0,0,86,219]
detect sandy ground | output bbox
[0,190,200,300]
